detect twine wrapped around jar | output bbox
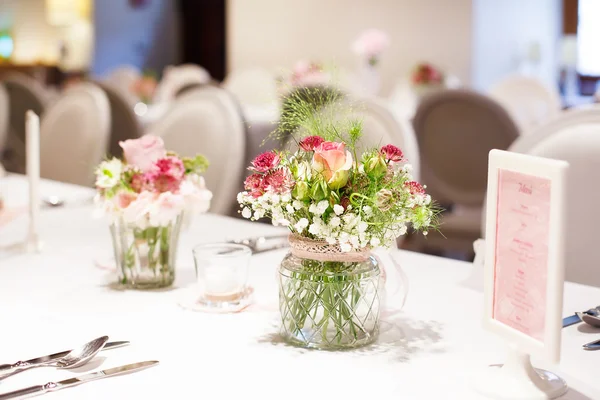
[288,234,371,263]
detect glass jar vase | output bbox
[109,214,183,289]
[278,235,382,350]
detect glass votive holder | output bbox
[191,243,252,312]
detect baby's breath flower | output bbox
[242,207,251,219]
[333,204,344,215]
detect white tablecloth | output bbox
[0,176,599,399]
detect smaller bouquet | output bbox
[411,62,444,87]
[95,135,212,227]
[130,71,158,104]
[352,29,390,66]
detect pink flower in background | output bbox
[122,191,155,228]
[299,136,325,152]
[149,192,186,226]
[250,152,280,173]
[180,175,212,213]
[146,156,185,193]
[405,181,425,195]
[312,141,353,189]
[263,169,293,194]
[380,144,404,162]
[130,76,157,104]
[130,173,148,193]
[352,29,390,62]
[119,136,166,172]
[244,173,264,198]
[115,191,138,209]
[290,60,330,87]
[412,63,444,85]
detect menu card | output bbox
[492,169,551,342]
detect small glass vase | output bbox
[109,214,183,290]
[278,235,382,350]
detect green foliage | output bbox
[183,154,209,175]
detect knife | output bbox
[563,313,583,328]
[0,360,158,399]
[583,338,600,351]
[0,341,130,372]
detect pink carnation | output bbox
[405,181,425,195]
[299,136,325,152]
[244,173,264,198]
[146,156,185,193]
[380,144,404,162]
[263,169,293,195]
[250,151,280,173]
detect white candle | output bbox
[26,110,40,249]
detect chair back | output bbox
[149,86,245,215]
[153,64,211,104]
[40,83,111,186]
[488,74,561,132]
[413,89,519,206]
[505,105,600,287]
[95,81,143,158]
[2,73,48,173]
[0,83,9,154]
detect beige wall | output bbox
[227,0,473,95]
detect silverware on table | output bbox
[228,234,289,254]
[0,336,109,381]
[578,312,600,328]
[562,306,600,328]
[583,338,600,351]
[0,341,129,373]
[0,360,159,399]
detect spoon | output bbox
[0,336,108,381]
[577,312,600,328]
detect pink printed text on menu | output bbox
[492,169,551,342]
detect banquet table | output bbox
[1,176,599,399]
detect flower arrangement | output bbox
[130,71,158,104]
[239,90,437,349]
[352,29,390,66]
[95,135,212,227]
[411,62,444,87]
[238,97,437,250]
[95,135,211,289]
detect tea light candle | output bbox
[26,110,40,251]
[203,267,242,296]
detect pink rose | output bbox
[119,136,167,172]
[250,151,280,173]
[312,141,353,189]
[146,156,185,193]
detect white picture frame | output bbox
[483,149,568,363]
